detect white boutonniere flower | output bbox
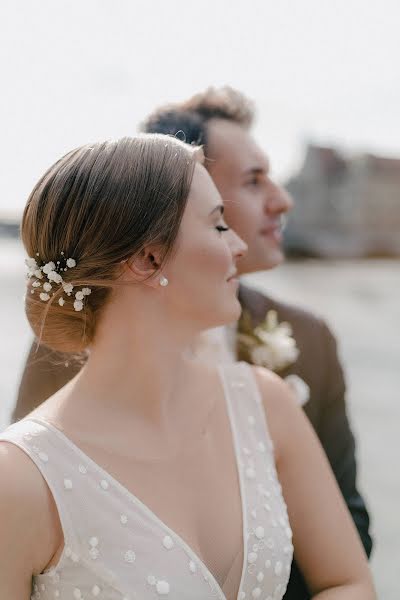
[238,309,299,371]
[284,374,310,406]
[238,309,310,405]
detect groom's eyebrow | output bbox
[243,158,271,177]
[243,166,266,177]
[209,205,224,216]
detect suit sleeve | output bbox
[11,340,81,422]
[317,321,373,557]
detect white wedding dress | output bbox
[0,362,293,600]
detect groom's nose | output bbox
[265,181,294,215]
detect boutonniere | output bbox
[237,309,299,371]
[237,309,310,405]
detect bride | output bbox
[0,135,374,599]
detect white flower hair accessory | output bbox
[25,252,92,312]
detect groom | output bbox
[13,87,372,598]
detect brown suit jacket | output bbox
[13,284,372,599]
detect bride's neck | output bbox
[67,293,201,424]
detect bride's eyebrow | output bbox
[208,205,224,216]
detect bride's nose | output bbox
[228,228,248,260]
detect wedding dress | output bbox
[0,362,293,599]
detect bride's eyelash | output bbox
[216,225,230,232]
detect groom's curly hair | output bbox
[141,86,255,151]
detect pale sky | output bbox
[1,0,399,218]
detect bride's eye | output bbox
[216,225,230,233]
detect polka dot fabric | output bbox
[0,362,292,599]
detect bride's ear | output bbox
[122,246,165,289]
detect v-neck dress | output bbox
[0,362,293,600]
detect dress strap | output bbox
[218,362,275,465]
[218,362,287,598]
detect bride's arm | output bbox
[253,367,375,600]
[0,442,61,599]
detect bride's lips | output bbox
[226,270,239,284]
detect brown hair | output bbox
[141,86,255,151]
[22,135,198,353]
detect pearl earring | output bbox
[159,275,169,287]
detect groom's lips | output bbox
[259,223,282,243]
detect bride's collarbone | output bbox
[78,395,223,464]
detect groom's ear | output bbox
[122,245,164,289]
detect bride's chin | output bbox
[195,295,241,331]
[220,299,242,325]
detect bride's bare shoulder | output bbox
[0,437,46,499]
[0,437,60,576]
[250,365,296,409]
[249,365,303,459]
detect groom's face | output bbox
[206,119,293,275]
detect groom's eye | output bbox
[216,225,230,233]
[246,175,260,187]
